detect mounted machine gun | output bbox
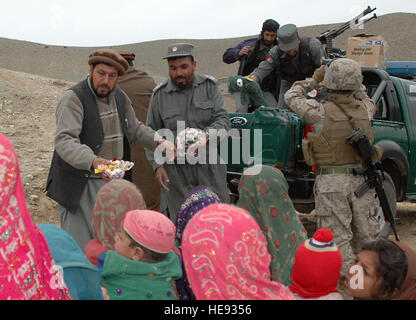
[318,6,377,58]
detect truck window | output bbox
[366,83,389,120]
[374,94,388,120]
[362,69,400,121]
[407,83,416,123]
[366,84,377,98]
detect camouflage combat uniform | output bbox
[284,64,380,276]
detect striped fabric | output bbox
[96,96,124,160]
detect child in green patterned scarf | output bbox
[236,164,308,286]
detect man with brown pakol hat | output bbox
[117,50,160,210]
[145,43,230,222]
[46,48,175,250]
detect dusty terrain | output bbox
[0,68,70,226]
[0,67,415,250]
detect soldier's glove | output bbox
[312,65,326,84]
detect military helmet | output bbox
[322,58,363,91]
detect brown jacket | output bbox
[118,67,159,209]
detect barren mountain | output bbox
[0,13,415,83]
[0,12,415,249]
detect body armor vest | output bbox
[306,97,374,166]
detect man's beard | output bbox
[173,76,192,90]
[91,75,112,98]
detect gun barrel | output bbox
[363,6,377,16]
[319,6,377,42]
[364,13,378,24]
[375,183,400,241]
[343,6,376,28]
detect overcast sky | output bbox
[0,0,415,47]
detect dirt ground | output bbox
[1,67,415,250]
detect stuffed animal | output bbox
[227,75,269,107]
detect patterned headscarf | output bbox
[0,134,71,300]
[236,164,307,286]
[174,186,220,300]
[175,186,221,244]
[91,179,146,249]
[182,203,295,300]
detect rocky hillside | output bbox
[0,13,415,84]
[0,67,73,225]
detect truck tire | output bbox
[376,140,409,202]
[375,172,397,239]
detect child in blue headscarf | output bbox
[38,224,103,300]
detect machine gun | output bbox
[318,6,377,58]
[346,128,399,241]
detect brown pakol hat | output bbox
[88,49,129,75]
[119,50,136,61]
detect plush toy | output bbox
[227,75,269,107]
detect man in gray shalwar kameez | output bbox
[146,43,230,221]
[46,49,175,250]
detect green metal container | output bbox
[223,107,305,170]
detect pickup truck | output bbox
[224,64,416,217]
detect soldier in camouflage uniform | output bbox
[284,58,380,276]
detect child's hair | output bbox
[362,240,408,299]
[126,231,168,263]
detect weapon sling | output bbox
[332,100,399,241]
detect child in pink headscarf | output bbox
[181,203,295,300]
[0,133,71,300]
[99,210,182,300]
